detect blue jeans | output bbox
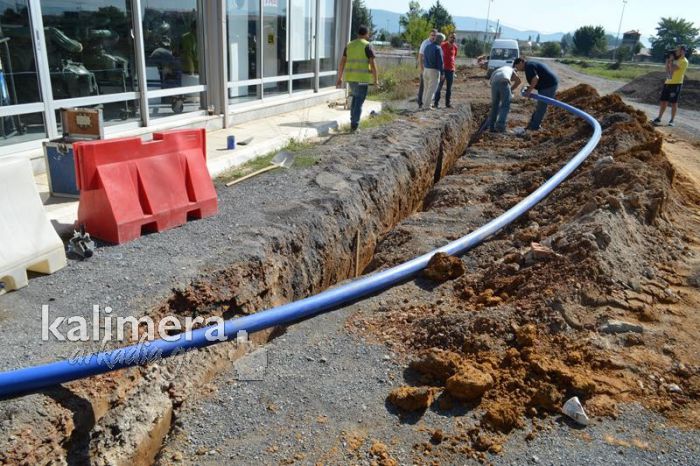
[417,74,424,107]
[528,85,558,130]
[434,70,454,106]
[349,82,369,129]
[489,79,511,132]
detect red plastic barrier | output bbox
[74,129,217,244]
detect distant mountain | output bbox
[370,9,565,43]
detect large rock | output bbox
[387,386,436,412]
[422,252,465,282]
[445,364,493,401]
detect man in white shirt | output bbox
[416,29,438,108]
[488,65,522,133]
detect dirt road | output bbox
[547,60,700,141]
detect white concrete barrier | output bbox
[0,157,67,291]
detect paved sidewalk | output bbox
[39,99,382,236]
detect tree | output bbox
[351,0,373,40]
[390,34,404,48]
[442,23,456,37]
[650,17,699,62]
[462,37,485,57]
[535,33,540,44]
[560,32,573,54]
[615,45,631,63]
[403,15,433,50]
[573,25,607,57]
[540,41,561,58]
[423,1,454,33]
[605,33,619,47]
[400,1,425,30]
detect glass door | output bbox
[0,0,47,149]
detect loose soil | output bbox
[153,64,700,465]
[3,61,699,465]
[618,71,700,111]
[350,66,700,457]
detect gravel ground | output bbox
[161,284,700,465]
[0,104,472,463]
[160,83,700,464]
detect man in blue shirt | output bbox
[416,29,438,108]
[421,33,444,110]
[514,57,559,130]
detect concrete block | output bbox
[0,157,67,291]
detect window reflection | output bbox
[0,1,45,142]
[319,0,336,72]
[263,0,288,96]
[0,1,40,105]
[41,1,136,99]
[142,1,202,117]
[262,0,287,77]
[291,0,315,75]
[228,0,260,83]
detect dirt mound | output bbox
[422,252,465,282]
[351,83,700,457]
[617,71,700,111]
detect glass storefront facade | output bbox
[0,0,345,154]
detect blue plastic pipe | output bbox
[0,93,601,398]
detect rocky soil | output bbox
[155,67,700,464]
[618,71,700,111]
[0,106,472,464]
[2,61,699,465]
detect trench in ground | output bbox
[0,106,477,466]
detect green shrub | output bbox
[369,63,419,101]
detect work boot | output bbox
[446,103,452,108]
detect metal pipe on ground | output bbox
[0,94,601,398]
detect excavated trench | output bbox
[0,106,473,465]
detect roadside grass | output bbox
[558,59,654,81]
[219,74,404,185]
[368,63,419,101]
[338,108,397,132]
[218,138,318,183]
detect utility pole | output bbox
[484,0,494,53]
[612,0,628,62]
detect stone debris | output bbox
[562,396,590,426]
[422,252,465,282]
[599,319,645,334]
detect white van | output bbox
[487,39,520,76]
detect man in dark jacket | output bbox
[514,57,558,130]
[421,33,444,110]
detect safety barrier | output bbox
[0,157,67,291]
[0,94,601,397]
[75,129,218,244]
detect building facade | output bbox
[0,0,351,168]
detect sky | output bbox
[364,0,700,40]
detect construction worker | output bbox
[336,25,379,132]
[514,57,559,131]
[652,44,689,127]
[488,65,522,133]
